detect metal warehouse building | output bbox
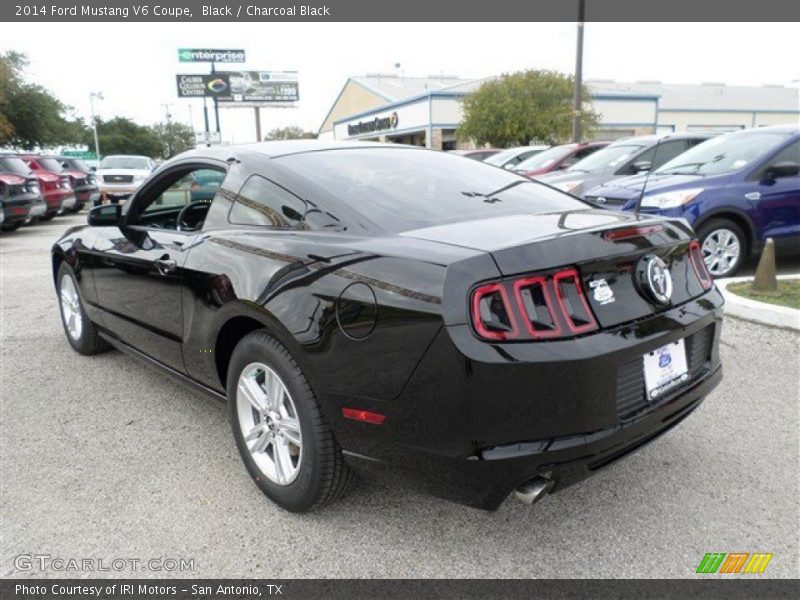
[318,74,799,149]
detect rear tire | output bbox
[39,212,55,222]
[227,330,354,512]
[56,263,111,355]
[1,222,23,232]
[696,218,746,278]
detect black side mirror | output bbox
[88,204,121,226]
[765,161,800,181]
[633,160,652,173]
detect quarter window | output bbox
[229,175,307,228]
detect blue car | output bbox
[583,125,800,277]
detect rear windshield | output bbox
[278,148,586,233]
[568,143,646,173]
[0,157,32,176]
[656,132,792,177]
[99,156,150,170]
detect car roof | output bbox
[101,154,152,159]
[175,140,428,163]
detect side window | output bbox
[650,141,689,169]
[229,175,307,228]
[766,140,800,169]
[131,167,224,231]
[143,168,223,215]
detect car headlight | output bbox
[640,188,704,209]
[554,180,583,193]
[133,174,147,183]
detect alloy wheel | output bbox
[59,274,83,341]
[701,228,741,277]
[236,362,303,486]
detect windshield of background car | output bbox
[99,157,150,170]
[0,158,32,176]
[279,148,587,233]
[37,158,65,172]
[514,146,574,171]
[67,159,91,171]
[567,143,646,172]
[484,148,527,166]
[655,132,792,177]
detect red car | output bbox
[20,154,76,219]
[513,142,610,178]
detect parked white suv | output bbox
[95,155,155,203]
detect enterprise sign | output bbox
[347,112,399,136]
[178,48,246,63]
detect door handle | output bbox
[154,258,177,275]
[745,192,761,201]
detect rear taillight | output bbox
[471,283,519,341]
[552,269,598,334]
[688,240,713,290]
[471,267,598,342]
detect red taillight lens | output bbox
[342,407,386,425]
[471,283,519,341]
[552,269,598,334]
[512,276,562,338]
[688,240,713,290]
[471,268,598,342]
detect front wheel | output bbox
[227,330,354,512]
[696,218,746,278]
[57,263,111,355]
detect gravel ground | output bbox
[1,214,798,579]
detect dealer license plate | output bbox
[643,339,689,401]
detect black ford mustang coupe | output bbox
[52,141,723,512]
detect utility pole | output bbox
[254,107,262,141]
[572,0,586,143]
[89,91,104,163]
[161,103,173,157]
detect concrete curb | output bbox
[716,275,800,331]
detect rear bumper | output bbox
[73,186,98,204]
[331,290,724,509]
[1,196,35,223]
[43,190,72,213]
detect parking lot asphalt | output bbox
[1,213,798,579]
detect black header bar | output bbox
[3,0,800,22]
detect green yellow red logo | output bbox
[696,552,773,574]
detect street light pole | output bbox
[572,0,586,143]
[89,91,104,162]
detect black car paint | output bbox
[53,143,723,510]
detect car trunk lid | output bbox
[404,209,708,329]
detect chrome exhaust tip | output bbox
[514,477,554,506]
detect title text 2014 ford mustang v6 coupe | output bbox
[52,142,723,512]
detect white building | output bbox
[318,74,799,149]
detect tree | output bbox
[458,69,598,148]
[264,126,317,141]
[151,121,195,159]
[0,51,88,149]
[88,117,161,157]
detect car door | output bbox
[91,162,226,371]
[744,139,800,252]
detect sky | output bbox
[1,22,798,145]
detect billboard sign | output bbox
[176,74,231,98]
[178,48,246,63]
[195,131,222,145]
[217,71,299,103]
